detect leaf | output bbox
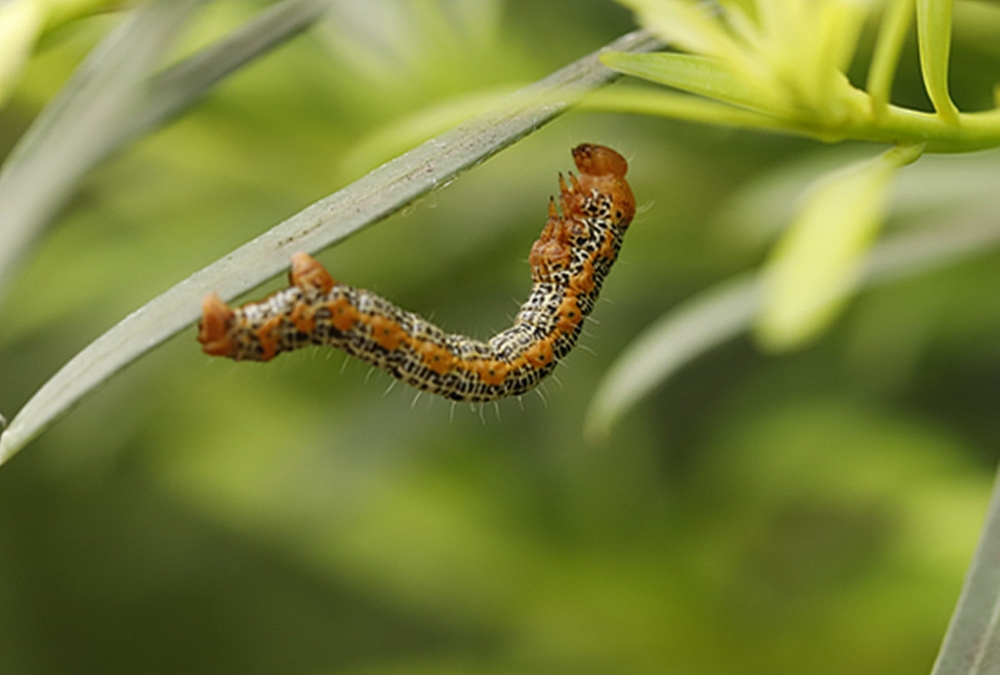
[755,143,924,351]
[0,28,666,467]
[601,51,776,114]
[916,0,960,121]
[0,0,202,301]
[867,0,915,113]
[580,84,804,134]
[614,0,739,59]
[0,0,43,107]
[124,0,332,144]
[932,466,1000,675]
[585,202,1000,439]
[0,0,332,303]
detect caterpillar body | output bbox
[198,143,636,403]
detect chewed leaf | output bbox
[601,51,776,113]
[756,144,924,350]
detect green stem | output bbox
[588,85,1000,153]
[808,103,1000,153]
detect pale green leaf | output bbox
[580,84,791,131]
[614,0,740,59]
[806,0,870,108]
[867,0,915,113]
[600,51,776,113]
[916,0,960,121]
[40,0,126,33]
[932,466,1000,675]
[756,144,924,350]
[0,0,331,304]
[0,0,202,300]
[0,0,43,107]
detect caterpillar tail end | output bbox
[198,292,237,357]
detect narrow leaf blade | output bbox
[601,51,775,113]
[916,0,960,121]
[932,466,1000,675]
[756,144,923,350]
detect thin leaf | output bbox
[585,209,1000,441]
[0,0,203,301]
[805,0,869,111]
[756,144,924,351]
[0,28,665,467]
[867,0,915,114]
[916,0,960,121]
[123,0,332,144]
[601,51,777,113]
[0,0,332,304]
[0,0,42,107]
[614,0,739,59]
[580,84,805,133]
[932,464,1000,675]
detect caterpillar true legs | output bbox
[198,144,636,403]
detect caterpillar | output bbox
[198,143,636,403]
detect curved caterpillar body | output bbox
[198,143,636,403]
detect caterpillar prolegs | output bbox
[198,144,636,403]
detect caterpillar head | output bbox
[571,144,635,228]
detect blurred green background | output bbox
[2,1,1000,673]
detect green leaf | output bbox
[0,0,332,304]
[0,0,202,301]
[932,467,1000,675]
[867,0,915,113]
[580,84,791,132]
[613,0,740,59]
[124,0,332,143]
[0,0,43,107]
[756,144,924,351]
[0,28,666,467]
[601,51,777,114]
[916,0,960,121]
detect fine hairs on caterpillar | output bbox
[198,143,636,403]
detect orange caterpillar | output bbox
[198,144,636,402]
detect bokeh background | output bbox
[2,1,1000,673]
